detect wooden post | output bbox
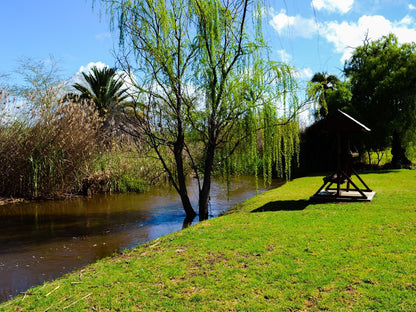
[336,132,341,197]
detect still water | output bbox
[0,176,283,302]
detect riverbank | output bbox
[0,197,27,206]
[2,170,415,311]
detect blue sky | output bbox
[0,1,115,82]
[266,0,416,81]
[1,0,415,93]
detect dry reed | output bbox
[0,87,101,198]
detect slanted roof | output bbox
[318,109,371,133]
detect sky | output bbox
[1,0,416,96]
[266,0,416,82]
[0,1,115,83]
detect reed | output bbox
[0,88,101,198]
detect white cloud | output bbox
[95,32,112,40]
[324,15,416,62]
[295,67,313,80]
[397,15,414,26]
[409,4,416,10]
[276,49,292,62]
[269,10,319,38]
[78,61,107,74]
[269,10,416,64]
[71,62,137,96]
[312,0,354,14]
[71,62,107,86]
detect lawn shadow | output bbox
[251,199,311,213]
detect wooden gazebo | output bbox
[311,110,376,201]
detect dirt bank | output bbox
[0,197,27,206]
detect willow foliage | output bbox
[218,59,300,185]
[99,0,301,219]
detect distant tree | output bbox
[307,72,341,118]
[344,34,416,167]
[67,65,129,140]
[72,65,128,118]
[323,80,352,115]
[101,0,301,221]
[10,56,67,111]
[0,73,9,89]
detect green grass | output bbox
[2,170,416,311]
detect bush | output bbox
[84,147,163,195]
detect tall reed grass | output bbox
[0,88,101,198]
[0,87,170,199]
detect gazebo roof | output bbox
[317,109,371,133]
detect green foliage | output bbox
[88,147,161,194]
[102,0,302,219]
[117,174,148,193]
[306,72,351,119]
[324,80,352,113]
[4,170,416,311]
[72,66,128,118]
[0,60,155,199]
[216,60,300,183]
[344,34,416,166]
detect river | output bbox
[0,176,283,302]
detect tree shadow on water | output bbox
[251,199,311,213]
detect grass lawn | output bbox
[2,170,416,311]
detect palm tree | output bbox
[310,72,339,90]
[307,72,340,118]
[72,66,129,118]
[66,66,130,141]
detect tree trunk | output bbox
[367,150,372,167]
[391,131,412,168]
[174,132,196,220]
[178,186,196,220]
[199,140,215,221]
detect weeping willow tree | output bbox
[99,0,302,221]
[217,59,300,187]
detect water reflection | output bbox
[0,176,283,302]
